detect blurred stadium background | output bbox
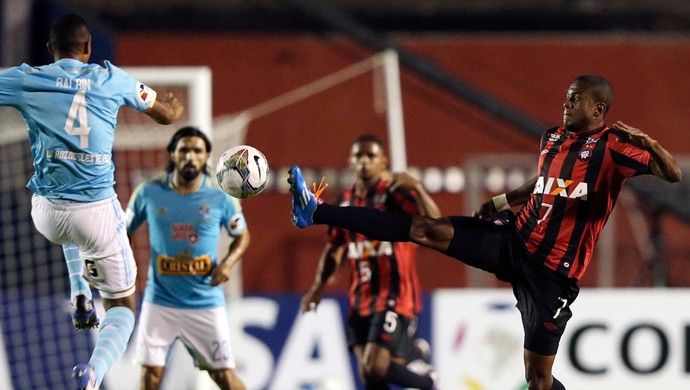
[1,0,690,389]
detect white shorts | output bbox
[135,302,236,370]
[31,194,137,299]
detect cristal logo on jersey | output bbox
[533,176,588,200]
[157,249,212,276]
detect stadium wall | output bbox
[115,33,690,292]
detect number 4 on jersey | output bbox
[64,90,91,148]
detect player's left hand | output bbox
[210,263,232,286]
[612,121,656,150]
[389,172,421,192]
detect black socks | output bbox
[314,203,413,242]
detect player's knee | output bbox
[141,366,164,389]
[525,375,552,390]
[524,367,552,390]
[362,359,388,379]
[410,217,450,245]
[409,216,432,240]
[209,368,245,390]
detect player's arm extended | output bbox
[300,243,345,313]
[474,176,538,219]
[145,91,185,125]
[210,229,251,286]
[612,121,682,183]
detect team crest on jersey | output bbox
[198,205,210,219]
[578,148,592,161]
[533,176,588,200]
[578,138,598,161]
[136,82,155,106]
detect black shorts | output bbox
[347,311,417,359]
[445,212,580,355]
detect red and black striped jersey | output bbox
[328,179,423,318]
[515,125,651,280]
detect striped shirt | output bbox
[329,179,423,318]
[515,125,651,280]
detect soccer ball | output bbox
[216,145,270,198]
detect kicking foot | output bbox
[72,363,98,390]
[287,165,323,228]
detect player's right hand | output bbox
[160,92,184,122]
[300,288,323,313]
[148,91,185,125]
[473,200,496,219]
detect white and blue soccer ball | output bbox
[216,144,269,198]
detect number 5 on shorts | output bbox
[383,311,398,333]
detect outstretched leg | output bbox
[288,165,454,252]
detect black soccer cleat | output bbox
[71,294,100,331]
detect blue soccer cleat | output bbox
[288,165,325,228]
[72,364,98,390]
[71,294,100,331]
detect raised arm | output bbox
[145,91,185,125]
[300,243,345,313]
[612,121,682,183]
[473,176,538,219]
[389,171,442,218]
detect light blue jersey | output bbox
[126,174,247,309]
[0,59,157,201]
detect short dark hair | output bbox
[353,134,385,149]
[166,126,212,173]
[49,14,90,55]
[575,74,613,114]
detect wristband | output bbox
[492,193,511,212]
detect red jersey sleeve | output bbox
[387,187,421,215]
[608,134,651,178]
